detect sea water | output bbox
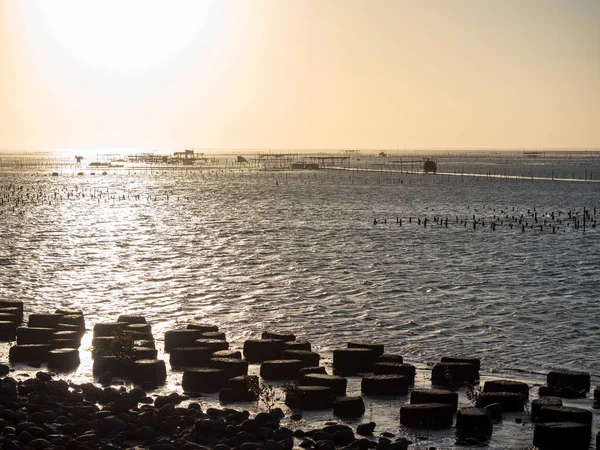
[1,156,599,448]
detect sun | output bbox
[36,0,213,74]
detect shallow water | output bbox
[1,161,599,448]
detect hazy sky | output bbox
[1,0,599,152]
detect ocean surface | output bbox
[1,153,599,448]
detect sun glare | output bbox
[37,0,213,74]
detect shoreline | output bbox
[2,310,599,450]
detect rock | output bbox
[400,403,454,429]
[334,396,365,418]
[356,421,376,436]
[95,418,126,438]
[333,429,355,446]
[28,438,53,449]
[98,371,113,385]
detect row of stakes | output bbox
[374,206,599,233]
[1,300,600,449]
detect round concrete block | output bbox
[117,315,147,324]
[333,348,375,375]
[374,362,416,384]
[538,406,592,428]
[476,392,524,412]
[209,357,249,379]
[131,359,167,386]
[260,359,302,380]
[243,339,285,363]
[334,396,365,418]
[9,344,51,363]
[283,340,312,351]
[431,362,479,388]
[483,380,529,399]
[16,327,55,345]
[299,366,327,377]
[27,314,64,329]
[282,350,320,367]
[410,388,458,411]
[201,331,227,341]
[169,347,212,368]
[361,375,408,396]
[456,407,492,439]
[347,342,384,357]
[0,321,18,340]
[186,323,219,333]
[93,355,127,376]
[213,350,242,359]
[302,373,347,396]
[47,348,80,371]
[532,397,563,421]
[285,385,335,410]
[441,356,481,371]
[547,369,590,392]
[400,403,454,429]
[533,422,591,450]
[224,375,259,401]
[164,329,208,352]
[182,368,226,393]
[93,322,126,337]
[377,354,403,363]
[133,347,158,360]
[262,331,296,341]
[194,338,229,352]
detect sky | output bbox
[1,0,599,153]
